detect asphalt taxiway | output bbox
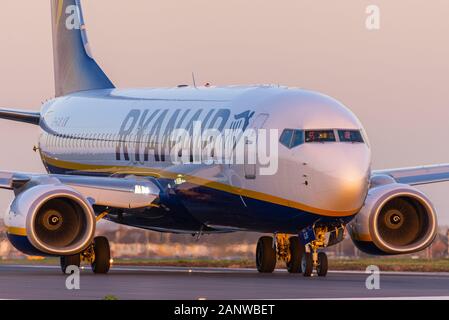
[0,265,448,300]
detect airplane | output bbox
[1,0,449,276]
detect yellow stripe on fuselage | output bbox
[42,155,360,217]
[6,226,27,237]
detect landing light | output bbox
[175,175,186,185]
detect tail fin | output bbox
[51,0,114,97]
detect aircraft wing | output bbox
[373,164,449,186]
[0,171,160,209]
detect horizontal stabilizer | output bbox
[0,172,31,189]
[0,108,40,125]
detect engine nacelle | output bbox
[349,177,437,255]
[4,178,96,256]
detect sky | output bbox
[1,0,449,224]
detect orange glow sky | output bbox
[1,0,449,224]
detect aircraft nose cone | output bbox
[303,144,371,214]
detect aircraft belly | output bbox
[174,182,355,233]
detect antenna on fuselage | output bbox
[192,72,197,88]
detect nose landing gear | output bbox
[301,227,329,277]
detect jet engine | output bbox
[348,175,437,255]
[4,179,96,256]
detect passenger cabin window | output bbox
[338,130,364,143]
[305,130,336,143]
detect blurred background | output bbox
[1,0,449,260]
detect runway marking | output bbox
[1,265,449,300]
[3,264,449,277]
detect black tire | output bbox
[91,236,111,274]
[256,236,276,273]
[286,236,304,274]
[60,254,80,274]
[316,252,328,277]
[301,252,313,277]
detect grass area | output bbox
[114,257,449,272]
[114,258,256,268]
[2,257,449,272]
[0,258,60,265]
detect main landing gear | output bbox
[60,236,111,274]
[255,229,329,277]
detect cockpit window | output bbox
[291,130,304,148]
[280,129,294,148]
[338,130,364,143]
[280,129,304,148]
[305,130,336,143]
[280,128,364,147]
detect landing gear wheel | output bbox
[301,252,313,277]
[60,254,80,274]
[256,236,276,273]
[316,252,328,277]
[286,236,304,274]
[91,236,111,274]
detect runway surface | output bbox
[0,265,449,300]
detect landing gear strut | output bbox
[276,234,305,273]
[59,236,111,275]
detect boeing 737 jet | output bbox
[1,0,449,276]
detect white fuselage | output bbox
[37,85,371,227]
